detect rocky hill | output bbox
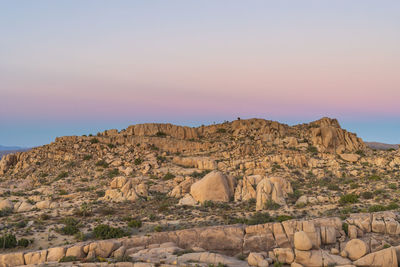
[0,117,399,266]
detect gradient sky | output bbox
[1,1,399,147]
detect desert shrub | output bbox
[93,224,127,239]
[156,155,166,162]
[342,223,349,235]
[134,158,143,165]
[216,128,226,133]
[15,220,27,228]
[368,203,399,212]
[95,206,115,216]
[190,170,211,178]
[90,138,99,144]
[59,218,80,235]
[307,146,318,154]
[107,143,115,149]
[153,225,163,232]
[0,207,13,217]
[350,183,359,189]
[95,160,109,168]
[83,154,92,160]
[59,189,68,195]
[59,256,77,262]
[387,202,399,210]
[355,150,366,157]
[127,219,142,228]
[339,194,358,205]
[368,175,381,181]
[107,168,119,178]
[388,183,397,190]
[264,200,281,210]
[368,205,386,212]
[361,191,374,199]
[327,184,340,191]
[247,212,273,225]
[17,238,30,247]
[57,172,69,179]
[96,190,105,197]
[162,172,175,180]
[155,131,167,137]
[0,234,17,249]
[275,215,293,222]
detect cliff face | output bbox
[307,117,366,153]
[0,117,366,176]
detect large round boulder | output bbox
[344,238,367,260]
[190,171,234,203]
[294,231,312,251]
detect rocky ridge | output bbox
[0,117,399,267]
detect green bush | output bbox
[388,183,397,190]
[57,172,69,179]
[339,194,358,205]
[216,128,226,133]
[0,207,13,217]
[59,218,80,235]
[95,160,109,168]
[156,131,167,137]
[17,238,30,247]
[59,256,77,262]
[107,143,115,149]
[90,138,99,144]
[361,191,374,199]
[342,223,349,235]
[93,224,127,239]
[83,154,92,160]
[307,146,318,154]
[265,200,281,210]
[368,205,386,212]
[128,219,142,228]
[0,234,17,249]
[107,168,119,178]
[134,158,143,165]
[368,175,381,181]
[162,172,175,180]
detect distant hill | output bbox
[365,142,399,150]
[0,145,25,151]
[0,145,29,159]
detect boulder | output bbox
[248,252,268,267]
[24,250,47,264]
[273,248,294,264]
[190,171,234,203]
[354,247,397,267]
[0,252,24,267]
[89,240,121,258]
[344,239,367,260]
[66,244,86,259]
[294,231,312,251]
[47,247,66,262]
[256,177,292,210]
[340,153,360,162]
[0,200,14,211]
[178,194,197,206]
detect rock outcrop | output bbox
[255,177,292,210]
[190,171,235,203]
[103,176,148,202]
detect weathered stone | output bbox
[294,231,312,251]
[344,239,367,260]
[354,247,397,267]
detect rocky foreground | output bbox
[1,211,400,266]
[0,117,399,266]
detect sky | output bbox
[0,1,399,147]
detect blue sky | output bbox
[1,1,399,147]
